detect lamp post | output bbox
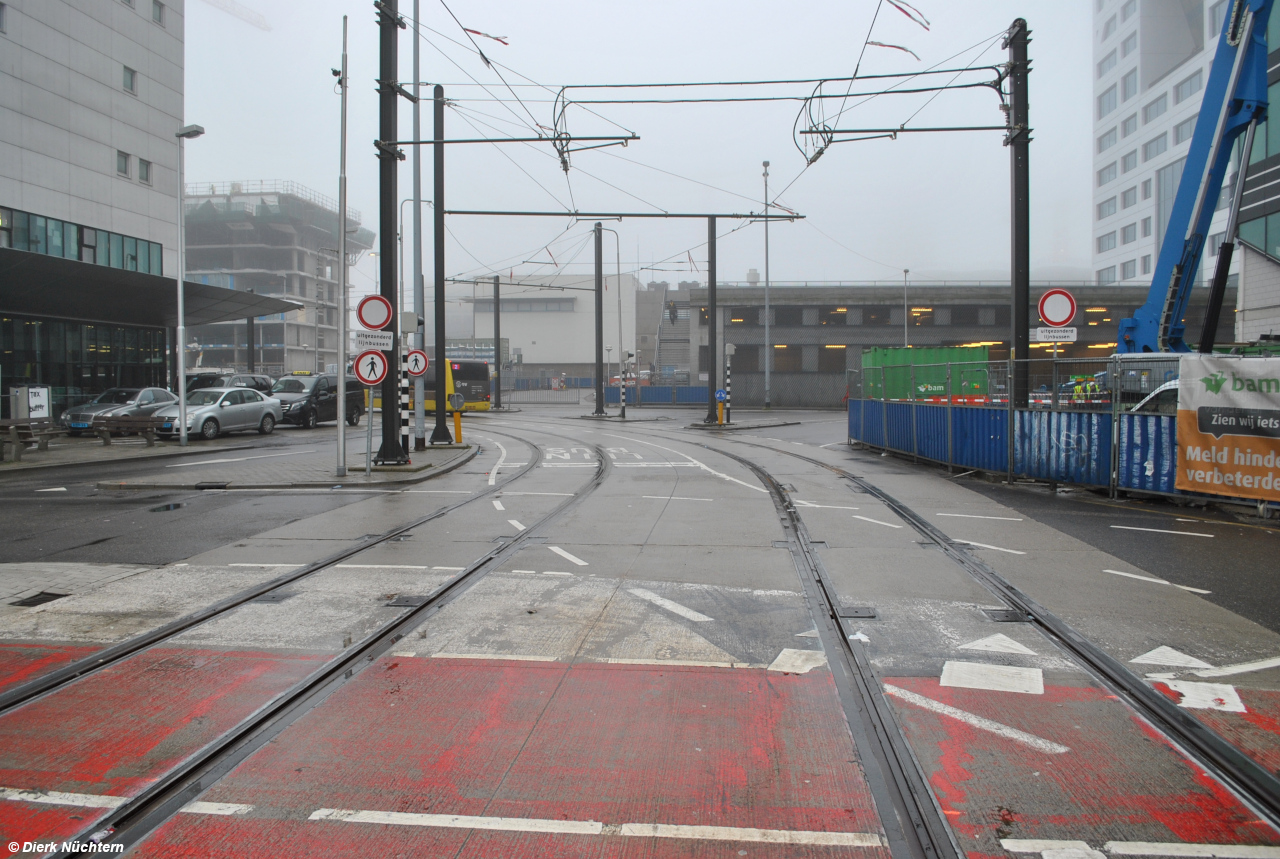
[174,123,204,447]
[763,160,771,410]
[600,226,624,417]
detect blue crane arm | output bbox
[1118,0,1271,353]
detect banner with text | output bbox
[1176,355,1280,501]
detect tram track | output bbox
[698,433,1280,830]
[36,428,612,856]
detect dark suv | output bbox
[270,372,364,428]
[188,373,275,394]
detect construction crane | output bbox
[1117,0,1271,353]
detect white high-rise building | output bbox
[1,0,186,275]
[1091,0,1234,287]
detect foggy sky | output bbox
[184,0,1092,316]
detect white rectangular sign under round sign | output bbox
[1034,327,1077,342]
[354,330,394,351]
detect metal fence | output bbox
[846,355,1195,500]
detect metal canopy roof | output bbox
[0,247,301,328]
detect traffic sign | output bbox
[1035,327,1078,342]
[448,393,465,411]
[353,349,389,385]
[353,330,394,351]
[406,349,429,376]
[1038,288,1077,328]
[356,295,393,330]
[715,389,727,402]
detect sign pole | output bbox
[365,385,374,476]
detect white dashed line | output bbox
[1104,569,1211,594]
[0,787,126,808]
[548,546,588,566]
[642,495,714,501]
[508,519,526,531]
[627,588,712,622]
[851,515,902,528]
[1111,525,1214,537]
[954,539,1026,555]
[1195,655,1280,679]
[936,513,1023,521]
[492,499,505,511]
[181,801,254,816]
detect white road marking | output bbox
[955,539,1026,555]
[851,515,902,529]
[0,787,126,808]
[627,587,713,622]
[548,546,588,566]
[794,500,860,510]
[795,629,820,638]
[405,490,473,494]
[959,633,1037,656]
[941,660,1044,695]
[1176,518,1201,523]
[1163,680,1245,712]
[1130,646,1213,670]
[181,801,253,815]
[1105,842,1280,858]
[492,499,505,511]
[502,491,574,496]
[510,570,536,574]
[228,563,295,567]
[884,684,1069,754]
[488,439,507,485]
[433,566,465,571]
[508,519,526,531]
[311,807,601,834]
[642,495,714,501]
[819,441,845,448]
[1104,569,1211,594]
[541,463,598,467]
[602,432,768,492]
[542,571,573,576]
[166,449,315,467]
[35,487,67,492]
[603,657,762,669]
[619,822,883,847]
[767,649,829,674]
[390,651,417,658]
[1195,655,1280,679]
[613,462,701,468]
[337,564,431,570]
[937,513,1023,521]
[1003,840,1095,853]
[1110,525,1214,537]
[431,653,559,663]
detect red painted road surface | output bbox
[0,643,102,695]
[0,647,327,853]
[131,656,888,857]
[884,676,1280,853]
[1155,684,1280,776]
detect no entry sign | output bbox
[1038,289,1077,328]
[353,349,389,386]
[357,295,393,331]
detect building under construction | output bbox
[183,181,375,376]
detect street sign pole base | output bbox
[374,441,410,466]
[429,425,453,444]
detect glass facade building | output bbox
[0,314,168,419]
[0,207,162,274]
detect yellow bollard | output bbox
[453,409,462,443]
[717,401,724,425]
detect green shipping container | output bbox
[862,346,991,400]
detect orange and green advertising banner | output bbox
[1176,355,1280,502]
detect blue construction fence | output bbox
[847,398,1180,495]
[604,386,709,406]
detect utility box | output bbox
[11,385,52,420]
[862,346,990,400]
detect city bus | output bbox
[423,359,492,412]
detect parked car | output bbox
[187,372,275,394]
[1129,379,1180,415]
[59,387,178,436]
[270,372,364,428]
[154,387,284,440]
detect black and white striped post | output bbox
[724,343,734,424]
[400,344,410,455]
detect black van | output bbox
[269,372,364,428]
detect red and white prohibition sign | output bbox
[356,295,393,331]
[1038,288,1077,328]
[353,349,389,386]
[405,349,429,376]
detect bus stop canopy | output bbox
[0,247,301,328]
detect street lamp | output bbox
[763,160,771,410]
[175,123,204,447]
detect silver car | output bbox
[60,387,178,435]
[154,387,284,440]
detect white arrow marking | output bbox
[959,633,1037,656]
[1130,646,1213,670]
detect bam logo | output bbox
[1200,372,1227,394]
[1231,373,1280,394]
